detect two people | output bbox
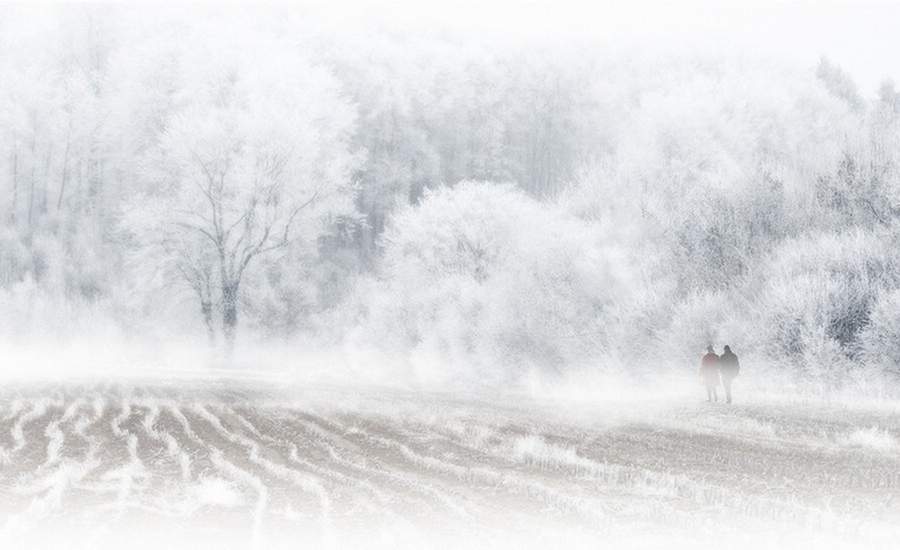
[699,345,740,403]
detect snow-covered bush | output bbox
[0,228,31,288]
[859,288,900,380]
[754,230,900,384]
[660,291,730,364]
[351,182,633,384]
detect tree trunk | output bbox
[41,142,52,217]
[57,118,72,213]
[28,132,36,231]
[58,131,71,213]
[221,281,239,354]
[10,141,18,225]
[201,299,216,344]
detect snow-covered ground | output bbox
[0,378,898,550]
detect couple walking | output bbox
[699,345,740,403]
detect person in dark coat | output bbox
[699,345,720,402]
[719,345,740,404]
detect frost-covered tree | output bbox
[126,26,358,349]
[350,182,632,382]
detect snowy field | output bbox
[1,378,898,550]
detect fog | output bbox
[1,2,900,549]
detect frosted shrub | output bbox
[0,229,31,287]
[661,291,729,366]
[361,182,633,383]
[859,289,900,380]
[0,278,119,342]
[756,230,899,383]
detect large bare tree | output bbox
[127,31,358,351]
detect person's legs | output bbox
[706,386,712,402]
[712,387,718,402]
[723,378,732,404]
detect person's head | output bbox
[706,345,714,353]
[724,345,731,353]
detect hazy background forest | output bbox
[2,4,900,394]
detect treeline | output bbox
[1,7,900,388]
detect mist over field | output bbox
[2,2,900,549]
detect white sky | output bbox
[19,1,900,95]
[311,0,900,95]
